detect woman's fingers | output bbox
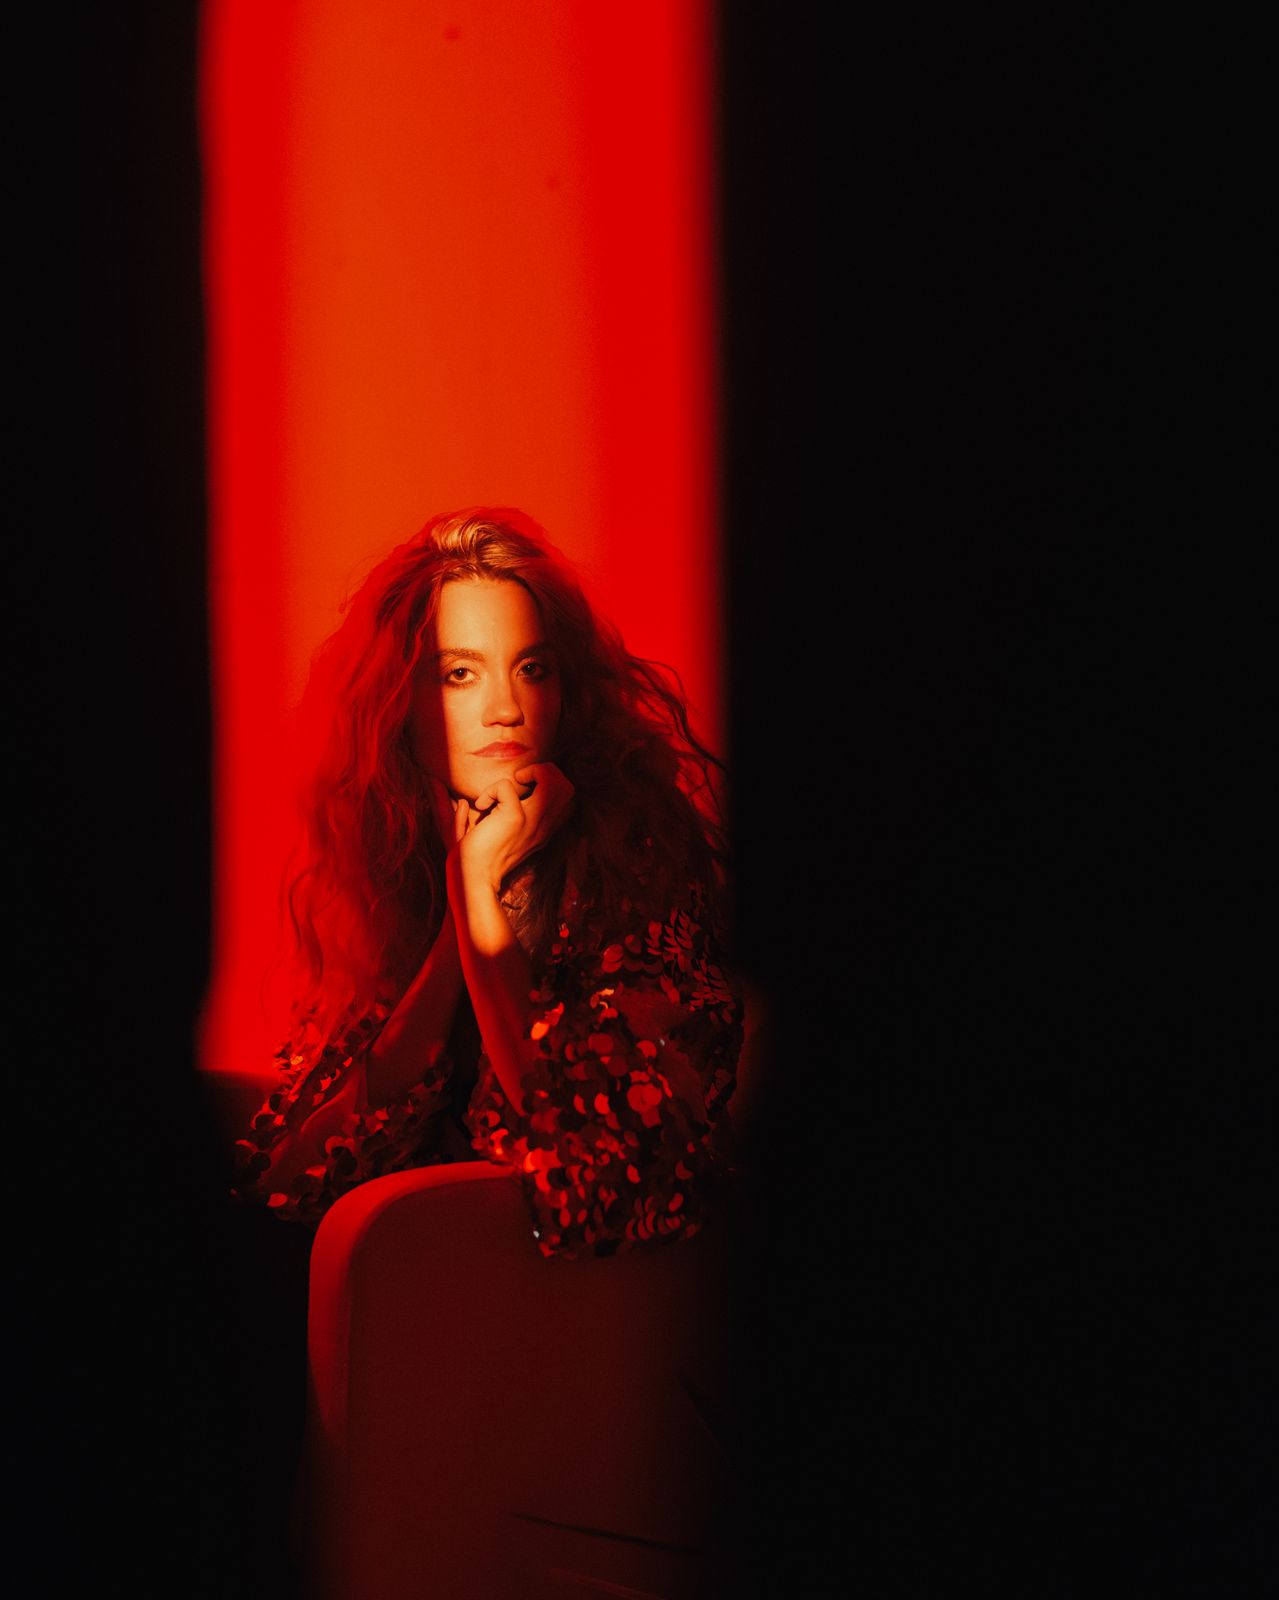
[471,777,523,819]
[452,769,577,894]
[453,779,531,893]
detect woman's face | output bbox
[410,578,562,802]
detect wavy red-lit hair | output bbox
[283,508,727,1043]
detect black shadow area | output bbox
[717,8,1271,1596]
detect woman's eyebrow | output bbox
[432,641,553,661]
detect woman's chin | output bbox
[451,756,539,801]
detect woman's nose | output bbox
[482,678,524,726]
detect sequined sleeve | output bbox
[230,1004,454,1226]
[467,882,742,1259]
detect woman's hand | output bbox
[452,763,575,893]
[445,764,574,1116]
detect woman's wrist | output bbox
[451,838,508,903]
[445,844,532,1118]
[447,848,510,949]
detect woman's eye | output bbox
[443,665,474,685]
[519,659,550,681]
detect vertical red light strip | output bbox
[200,1,299,1081]
[200,0,717,1078]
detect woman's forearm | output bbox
[364,905,465,1107]
[447,855,533,1117]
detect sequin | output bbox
[625,1082,663,1114]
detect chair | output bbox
[300,1159,745,1600]
[205,997,764,1598]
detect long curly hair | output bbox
[283,508,728,1043]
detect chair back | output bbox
[304,1160,743,1600]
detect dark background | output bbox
[719,12,1269,1595]
[25,5,1267,1595]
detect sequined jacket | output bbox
[230,875,741,1259]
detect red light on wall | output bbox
[199,1,718,1079]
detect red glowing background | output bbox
[198,0,719,1078]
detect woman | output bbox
[232,507,741,1259]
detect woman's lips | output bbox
[471,741,529,758]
